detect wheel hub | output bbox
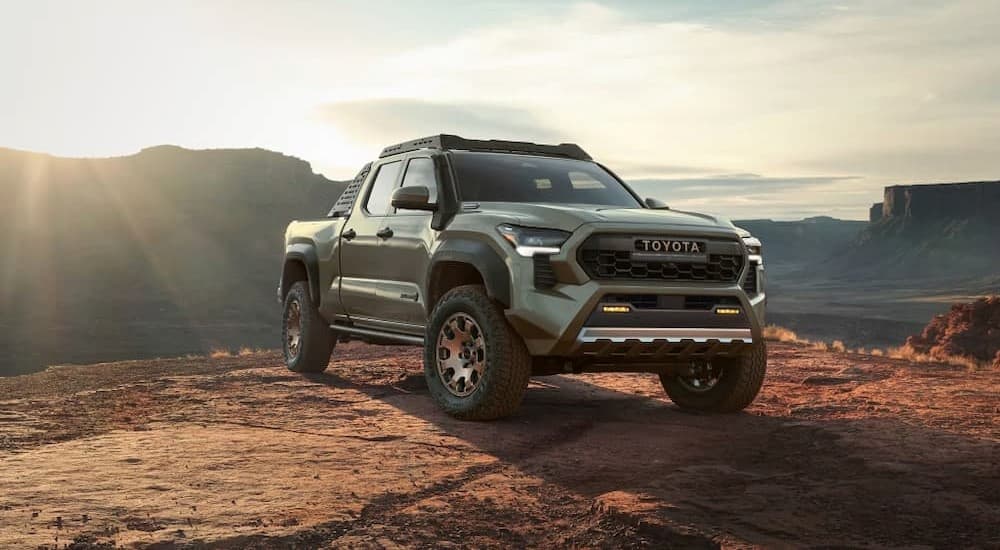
[436,313,486,397]
[286,299,302,358]
[677,361,722,393]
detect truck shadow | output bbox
[303,363,998,548]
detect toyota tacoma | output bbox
[279,135,766,420]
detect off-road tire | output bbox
[282,281,335,373]
[660,343,766,412]
[424,285,531,420]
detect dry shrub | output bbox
[763,325,801,343]
[885,344,983,369]
[755,324,988,367]
[237,347,264,357]
[209,348,232,359]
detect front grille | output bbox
[603,294,740,310]
[579,249,743,282]
[533,254,557,288]
[742,262,759,295]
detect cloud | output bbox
[317,99,561,146]
[361,0,1000,181]
[308,0,998,218]
[627,174,869,220]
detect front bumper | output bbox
[502,221,766,359]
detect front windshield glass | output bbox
[449,151,641,208]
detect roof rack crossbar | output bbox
[378,134,591,161]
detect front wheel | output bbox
[660,343,766,412]
[423,285,531,420]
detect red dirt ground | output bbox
[0,342,997,548]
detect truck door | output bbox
[376,156,438,327]
[338,159,402,321]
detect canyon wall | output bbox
[877,181,1000,222]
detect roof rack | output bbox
[378,134,592,161]
[326,162,371,218]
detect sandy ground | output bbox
[0,342,997,549]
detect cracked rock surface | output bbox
[0,342,997,548]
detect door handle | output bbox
[342,228,356,241]
[376,227,394,239]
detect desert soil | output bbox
[0,342,997,549]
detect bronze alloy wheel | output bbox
[436,313,487,397]
[285,299,302,359]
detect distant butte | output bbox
[869,180,1000,223]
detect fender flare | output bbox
[428,238,511,311]
[282,243,321,306]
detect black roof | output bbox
[379,134,592,161]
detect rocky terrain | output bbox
[906,295,1000,367]
[1,342,996,548]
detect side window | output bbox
[394,157,438,215]
[364,161,402,215]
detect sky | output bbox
[2,0,998,220]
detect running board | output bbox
[330,324,425,346]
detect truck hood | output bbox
[469,202,737,233]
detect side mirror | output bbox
[645,197,670,209]
[391,185,437,211]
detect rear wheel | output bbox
[424,285,530,420]
[660,343,766,412]
[282,281,335,373]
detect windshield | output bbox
[449,151,641,208]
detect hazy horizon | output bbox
[3,0,998,220]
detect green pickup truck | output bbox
[279,135,766,420]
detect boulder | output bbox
[906,296,1000,364]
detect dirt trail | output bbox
[0,342,997,548]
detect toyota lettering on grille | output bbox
[634,239,705,255]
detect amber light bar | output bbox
[602,305,631,313]
[714,307,742,315]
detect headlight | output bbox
[742,236,762,256]
[496,224,570,257]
